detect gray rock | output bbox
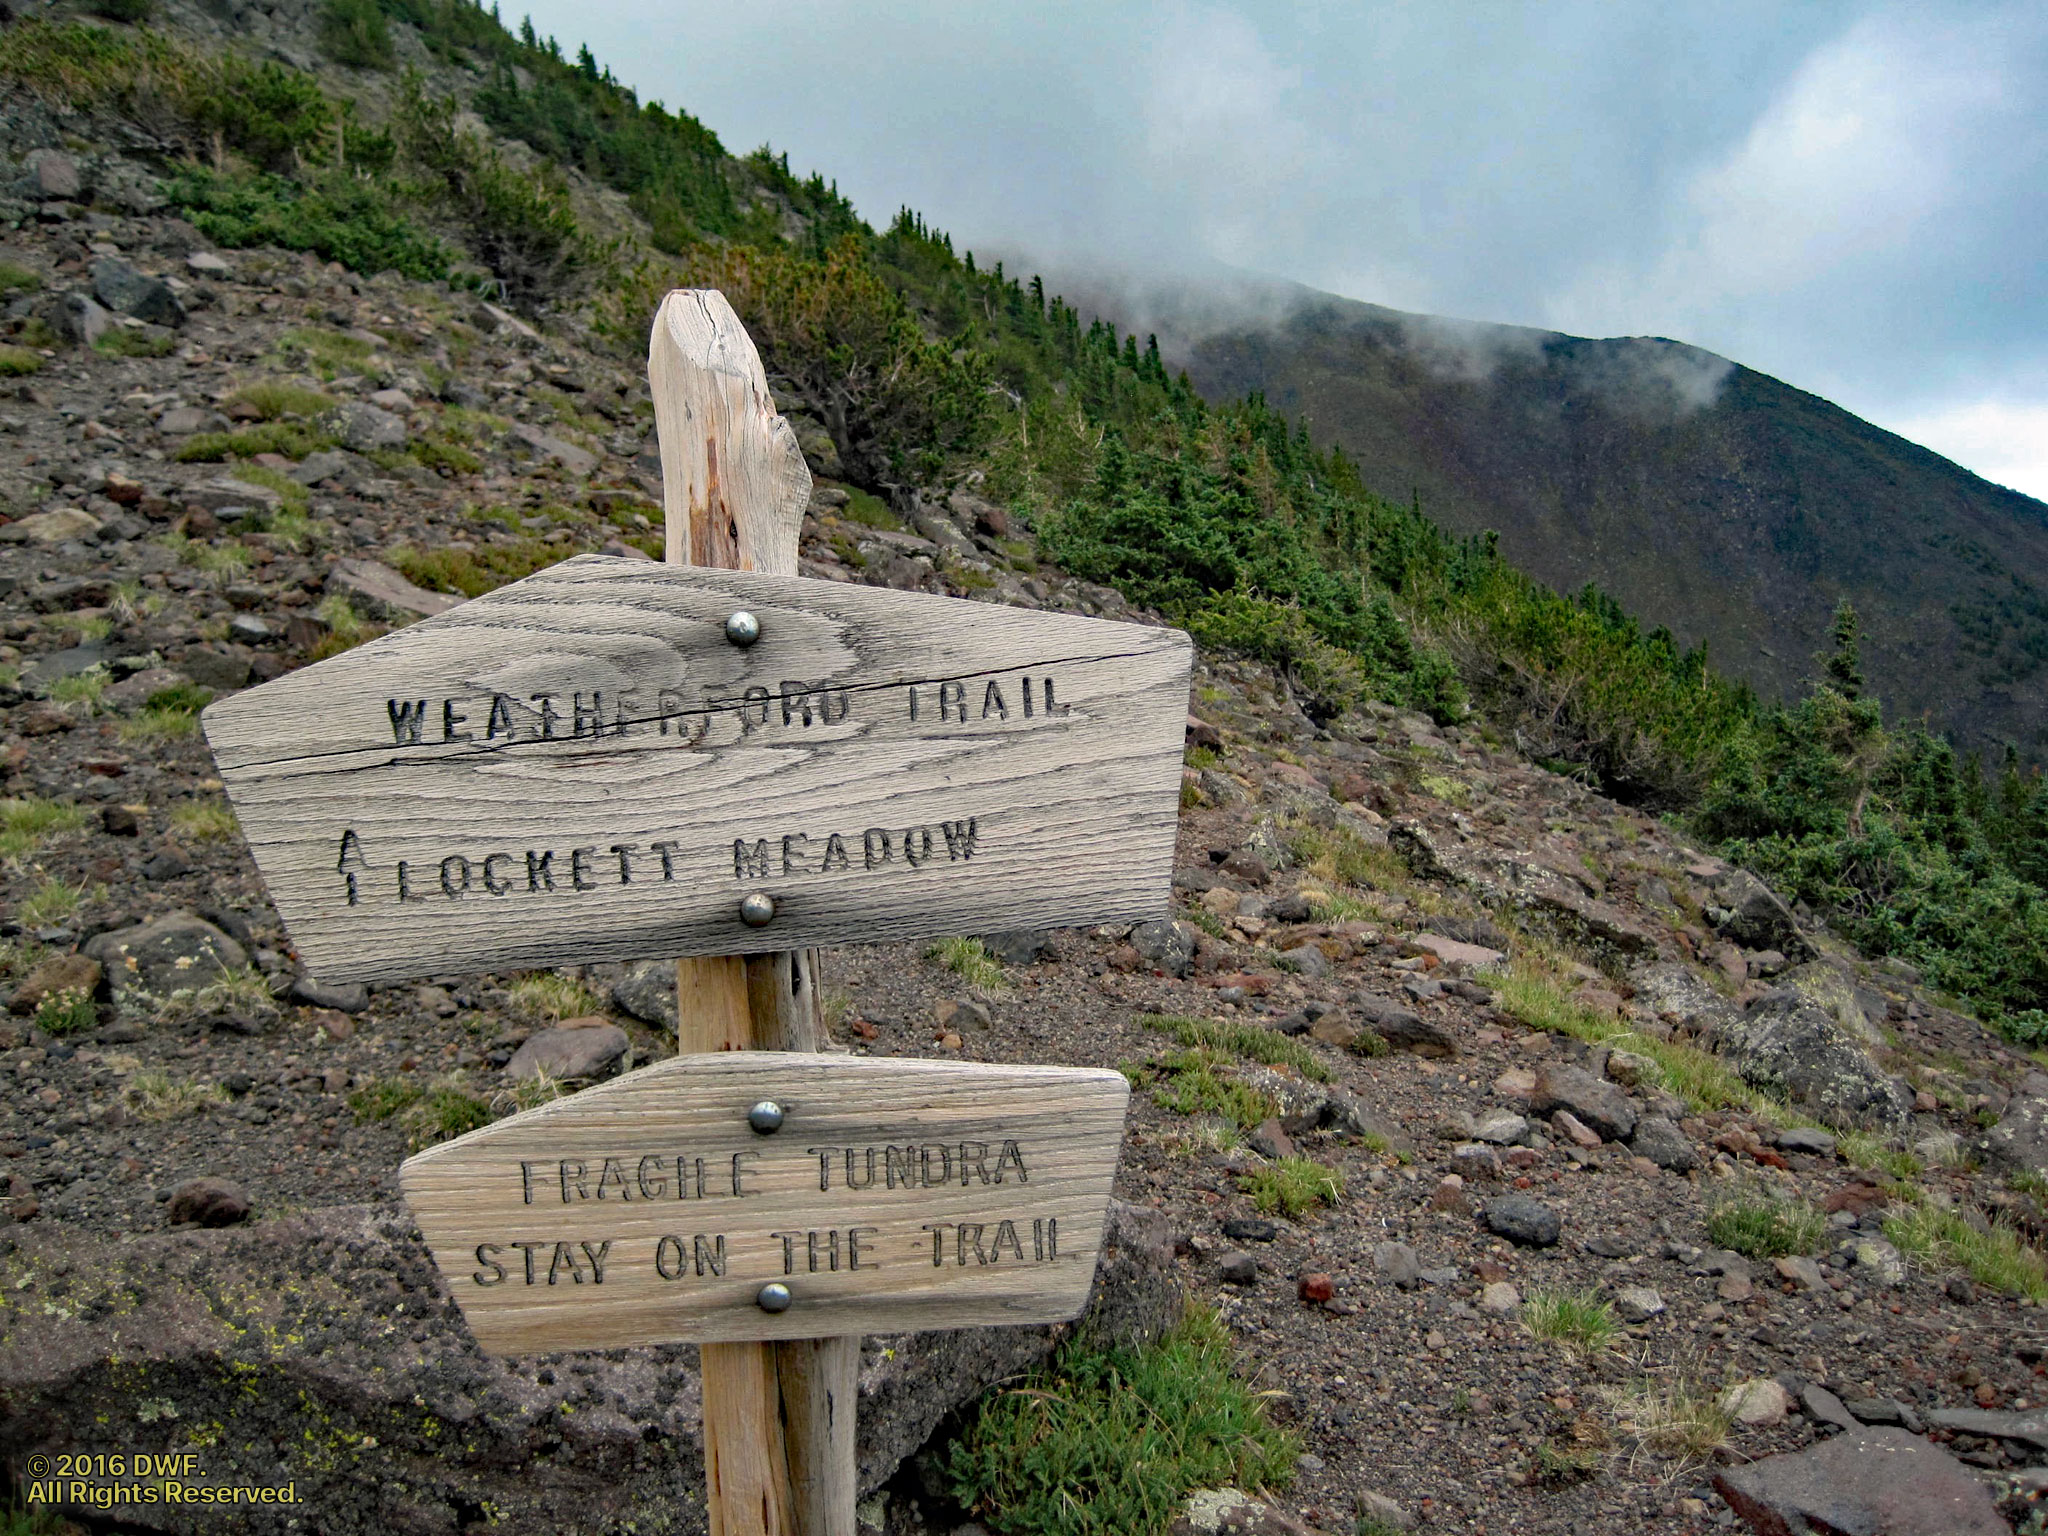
[1528,1062,1637,1141]
[0,507,102,545]
[329,402,409,453]
[1775,1125,1839,1156]
[187,251,233,276]
[1925,1405,2048,1451]
[290,449,355,486]
[1800,1383,1857,1430]
[1354,1490,1413,1532]
[0,1199,1176,1535]
[26,148,80,200]
[1714,1425,2006,1536]
[180,646,253,692]
[83,914,248,1002]
[512,421,598,475]
[1279,943,1327,979]
[290,976,369,1013]
[1714,868,1812,959]
[156,404,221,436]
[981,929,1053,967]
[1130,918,1198,978]
[1853,1237,1906,1288]
[1354,995,1457,1058]
[506,1023,631,1082]
[608,958,679,1030]
[1721,993,1913,1131]
[327,557,461,620]
[1481,1194,1561,1247]
[92,257,184,327]
[1982,1083,2048,1178]
[228,614,272,643]
[1628,1115,1699,1171]
[1612,1285,1665,1322]
[1372,1241,1421,1289]
[59,291,112,347]
[166,1177,251,1228]
[1472,1111,1528,1145]
[1217,1249,1259,1285]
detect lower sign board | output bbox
[399,1053,1130,1352]
[201,555,1192,984]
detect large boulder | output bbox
[82,914,248,1004]
[1630,961,1743,1045]
[1981,1072,2048,1178]
[327,402,409,454]
[0,1200,1178,1536]
[1713,868,1812,959]
[1713,1425,2006,1536]
[1386,821,1655,958]
[1721,992,1912,1131]
[1528,1062,1637,1142]
[91,256,185,328]
[609,958,680,1031]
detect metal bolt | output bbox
[723,610,761,648]
[747,1100,785,1135]
[756,1282,793,1314]
[739,892,776,927]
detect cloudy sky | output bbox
[519,0,2048,499]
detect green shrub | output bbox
[1522,1288,1619,1355]
[172,420,338,462]
[943,1307,1297,1536]
[34,986,97,1036]
[319,0,395,68]
[93,326,174,358]
[1705,1194,1826,1259]
[164,168,451,282]
[395,538,566,597]
[0,262,39,294]
[1141,1012,1330,1083]
[0,345,43,377]
[1239,1156,1341,1217]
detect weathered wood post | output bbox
[198,289,1190,1536]
[649,289,856,1536]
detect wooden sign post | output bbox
[200,291,1192,1536]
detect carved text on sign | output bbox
[398,1053,1129,1350]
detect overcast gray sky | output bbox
[519,0,2048,499]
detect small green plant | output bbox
[318,0,394,68]
[47,667,109,710]
[180,539,253,582]
[34,986,97,1036]
[93,325,174,358]
[1705,1193,1827,1259]
[498,1066,568,1114]
[926,936,1009,996]
[19,877,87,929]
[185,964,275,1020]
[1284,818,1410,890]
[1606,1373,1734,1465]
[121,680,212,742]
[1239,1156,1341,1218]
[1522,1288,1619,1356]
[0,261,40,294]
[0,344,44,376]
[171,799,238,842]
[1147,1047,1278,1129]
[0,796,89,857]
[942,1306,1297,1536]
[1184,744,1221,771]
[229,380,333,419]
[402,1083,493,1149]
[1141,1012,1332,1083]
[349,1077,423,1123]
[506,971,604,1025]
[124,1069,229,1121]
[1528,1438,1602,1486]
[173,421,337,463]
[1885,1197,2048,1301]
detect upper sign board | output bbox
[202,555,1192,984]
[399,1052,1130,1352]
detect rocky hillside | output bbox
[1131,285,2048,756]
[1,154,2048,1536]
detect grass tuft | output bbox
[505,971,604,1025]
[1522,1288,1619,1356]
[1146,1047,1279,1130]
[926,937,1009,996]
[34,986,98,1037]
[1705,1193,1827,1259]
[170,799,238,843]
[1885,1196,2048,1301]
[1239,1155,1341,1218]
[124,1068,228,1121]
[942,1305,1297,1536]
[1141,1012,1332,1083]
[1607,1372,1733,1467]
[0,796,90,857]
[19,877,87,929]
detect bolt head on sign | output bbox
[398,1052,1130,1352]
[199,555,1192,984]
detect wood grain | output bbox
[397,1052,1129,1354]
[659,286,844,1536]
[202,556,1192,985]
[650,289,811,574]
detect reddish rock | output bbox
[1296,1272,1335,1303]
[167,1177,252,1228]
[1713,1425,2007,1536]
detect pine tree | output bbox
[1824,599,1864,698]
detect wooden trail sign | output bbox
[200,555,1192,985]
[398,1052,1130,1353]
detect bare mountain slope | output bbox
[1169,289,2048,750]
